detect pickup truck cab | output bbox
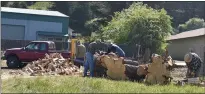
[2,41,71,68]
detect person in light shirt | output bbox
[184,52,203,78]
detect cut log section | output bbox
[145,54,172,85]
[102,55,128,80]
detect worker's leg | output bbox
[83,53,89,77]
[186,68,191,78]
[83,60,89,77]
[87,52,94,77]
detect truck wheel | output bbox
[6,56,20,69]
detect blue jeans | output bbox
[84,52,95,77]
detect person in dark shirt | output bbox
[84,39,108,77]
[184,52,203,77]
[107,40,125,57]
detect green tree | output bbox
[102,2,173,54]
[27,2,55,10]
[178,18,205,32]
[1,1,34,8]
[85,17,108,40]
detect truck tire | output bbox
[6,56,20,69]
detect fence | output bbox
[1,40,142,59]
[1,39,68,51]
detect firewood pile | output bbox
[22,53,82,76]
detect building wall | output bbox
[2,18,62,40]
[1,12,69,40]
[167,36,205,62]
[1,24,25,40]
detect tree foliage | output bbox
[102,2,173,53]
[1,1,34,8]
[178,18,205,32]
[1,1,205,36]
[27,2,55,10]
[85,17,108,40]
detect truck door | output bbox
[19,42,37,61]
[34,43,48,59]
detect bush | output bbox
[178,18,205,32]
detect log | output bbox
[137,64,148,76]
[123,59,139,66]
[124,64,145,82]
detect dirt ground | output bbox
[1,60,27,79]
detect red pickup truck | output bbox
[2,41,71,68]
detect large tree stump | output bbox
[102,55,128,80]
[145,54,171,85]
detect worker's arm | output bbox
[115,45,125,57]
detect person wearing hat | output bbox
[106,40,125,57]
[184,52,203,78]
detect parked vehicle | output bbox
[2,41,71,68]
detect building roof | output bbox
[167,28,205,40]
[1,7,69,17]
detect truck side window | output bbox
[26,43,36,50]
[40,43,46,51]
[34,44,40,50]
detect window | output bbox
[25,43,35,50]
[26,43,40,50]
[38,36,47,41]
[48,37,54,41]
[55,38,63,41]
[40,43,46,51]
[48,42,55,50]
[34,44,40,50]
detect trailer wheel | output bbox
[6,56,20,69]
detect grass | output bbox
[2,76,205,93]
